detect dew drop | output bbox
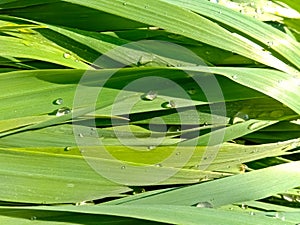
[123,2,127,6]
[53,98,63,105]
[241,203,248,209]
[196,201,213,208]
[248,121,266,130]
[155,163,162,167]
[56,107,71,116]
[147,145,155,150]
[78,133,84,138]
[121,165,126,170]
[75,201,88,206]
[282,194,294,202]
[270,110,284,118]
[263,50,272,55]
[64,146,71,151]
[199,175,209,182]
[187,88,196,95]
[176,152,181,156]
[255,8,263,14]
[30,216,37,220]
[133,188,146,195]
[148,26,160,30]
[232,111,249,124]
[141,90,157,101]
[267,41,274,48]
[67,183,75,188]
[162,100,176,109]
[249,212,255,215]
[63,52,71,59]
[232,75,238,79]
[239,164,247,173]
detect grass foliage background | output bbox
[0,0,300,224]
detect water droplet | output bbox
[232,75,238,79]
[249,212,255,215]
[270,110,284,118]
[56,107,71,116]
[199,175,209,182]
[123,2,127,6]
[121,165,126,170]
[162,100,176,109]
[148,27,160,30]
[267,41,274,48]
[67,183,74,188]
[141,91,157,101]
[241,203,248,209]
[147,145,155,150]
[239,164,247,173]
[176,152,181,156]
[78,133,84,138]
[248,121,266,130]
[64,146,71,151]
[144,5,148,9]
[133,188,146,194]
[196,201,213,208]
[232,111,249,124]
[30,216,37,220]
[187,88,196,95]
[205,51,210,55]
[155,163,162,167]
[63,52,71,59]
[282,194,295,202]
[255,8,263,14]
[251,149,258,154]
[53,98,63,105]
[75,201,88,206]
